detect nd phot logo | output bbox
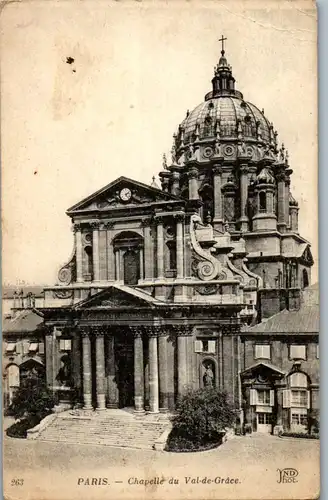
[277,468,299,484]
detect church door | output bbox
[123,249,140,285]
[115,337,134,408]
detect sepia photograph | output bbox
[1,1,319,499]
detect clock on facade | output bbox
[120,188,132,202]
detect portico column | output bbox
[91,221,100,281]
[177,326,189,396]
[213,165,223,231]
[81,329,92,409]
[148,332,159,413]
[133,330,145,412]
[156,217,164,279]
[239,165,249,232]
[95,328,106,410]
[175,214,184,279]
[74,223,83,283]
[106,334,119,408]
[158,333,169,412]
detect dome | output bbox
[179,96,272,145]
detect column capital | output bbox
[93,325,107,337]
[174,213,185,223]
[239,164,249,174]
[175,325,192,336]
[72,222,82,232]
[79,327,90,338]
[154,215,164,225]
[103,220,115,230]
[187,167,199,179]
[129,326,143,338]
[140,217,151,227]
[213,164,223,175]
[90,220,101,230]
[276,171,286,183]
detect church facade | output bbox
[38,45,314,432]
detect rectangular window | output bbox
[59,339,72,351]
[194,339,216,354]
[29,342,38,352]
[291,390,308,407]
[258,413,272,424]
[255,344,271,359]
[290,345,306,360]
[257,389,271,405]
[291,413,308,426]
[6,343,16,353]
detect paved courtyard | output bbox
[3,427,319,500]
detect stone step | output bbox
[37,410,171,450]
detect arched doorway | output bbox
[113,231,144,285]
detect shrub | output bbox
[8,373,55,422]
[166,387,236,451]
[6,415,41,439]
[280,432,319,440]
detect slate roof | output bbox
[2,310,44,335]
[243,305,319,334]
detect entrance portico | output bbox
[78,324,166,413]
[42,284,241,413]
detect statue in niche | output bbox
[203,362,214,388]
[56,354,72,387]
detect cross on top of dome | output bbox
[219,35,227,53]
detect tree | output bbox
[9,372,55,421]
[169,387,236,448]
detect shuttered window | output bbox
[29,343,38,353]
[59,339,72,351]
[283,389,291,408]
[290,345,306,360]
[291,390,308,407]
[255,344,271,359]
[194,339,216,354]
[6,343,16,353]
[38,342,45,354]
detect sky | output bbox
[1,0,317,286]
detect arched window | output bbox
[167,241,177,271]
[302,269,309,288]
[259,192,267,212]
[289,372,307,388]
[84,245,93,279]
[113,231,144,285]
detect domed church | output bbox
[39,41,315,433]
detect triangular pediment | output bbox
[73,284,164,310]
[241,361,286,378]
[67,176,180,215]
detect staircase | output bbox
[35,409,171,450]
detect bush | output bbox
[166,388,236,452]
[280,432,319,440]
[6,415,41,439]
[9,374,55,421]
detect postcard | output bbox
[2,1,319,499]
